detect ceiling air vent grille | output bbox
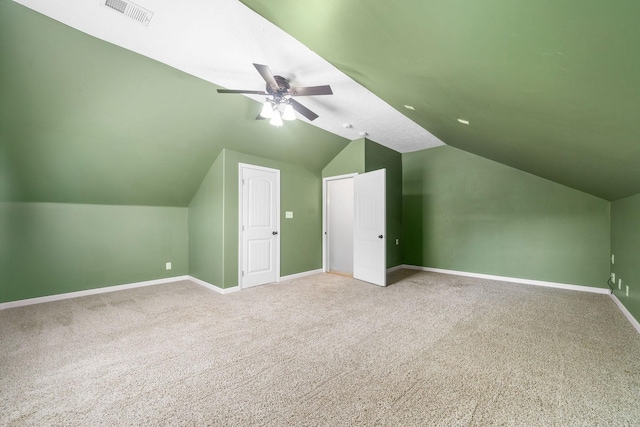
[103,0,154,26]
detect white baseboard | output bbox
[387,265,404,273]
[610,294,640,335]
[402,265,611,294]
[0,276,190,310]
[402,265,640,332]
[188,275,239,294]
[279,269,323,282]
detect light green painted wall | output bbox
[0,202,188,303]
[611,193,640,323]
[402,146,610,288]
[322,139,365,178]
[0,135,11,203]
[365,140,403,268]
[188,151,225,287]
[223,149,323,288]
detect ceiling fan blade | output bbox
[290,99,319,121]
[253,63,279,91]
[217,89,268,95]
[290,85,333,96]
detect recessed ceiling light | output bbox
[404,105,415,110]
[457,119,470,125]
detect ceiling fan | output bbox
[217,63,333,127]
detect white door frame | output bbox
[322,173,358,273]
[238,163,281,289]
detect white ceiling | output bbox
[13,0,445,152]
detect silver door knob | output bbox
[378,235,383,239]
[272,231,278,235]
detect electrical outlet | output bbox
[611,272,615,283]
[396,239,399,245]
[618,278,622,290]
[611,254,615,264]
[166,262,172,270]
[626,285,629,297]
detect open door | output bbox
[353,169,386,286]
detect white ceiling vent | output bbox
[102,0,154,26]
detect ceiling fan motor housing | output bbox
[267,76,291,96]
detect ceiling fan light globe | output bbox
[260,101,273,119]
[269,110,283,127]
[282,104,296,121]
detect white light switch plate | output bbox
[166,262,172,270]
[285,211,293,219]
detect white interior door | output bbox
[353,169,386,286]
[240,164,279,288]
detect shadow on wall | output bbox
[402,194,424,266]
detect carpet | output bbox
[1,271,639,426]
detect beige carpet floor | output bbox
[1,270,639,426]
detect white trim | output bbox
[279,269,323,282]
[0,276,189,310]
[188,275,239,294]
[402,265,611,294]
[322,173,358,273]
[221,149,226,290]
[610,294,640,335]
[387,265,404,273]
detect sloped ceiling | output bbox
[0,1,350,206]
[242,0,640,201]
[2,0,639,204]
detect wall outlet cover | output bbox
[619,278,622,290]
[166,262,172,270]
[626,285,630,297]
[285,211,294,219]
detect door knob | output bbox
[378,235,383,239]
[272,231,278,235]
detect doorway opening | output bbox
[323,169,386,286]
[323,175,356,276]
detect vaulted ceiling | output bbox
[2,0,639,204]
[240,0,640,201]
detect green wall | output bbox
[223,149,324,288]
[611,193,640,322]
[188,151,225,287]
[403,146,610,288]
[365,140,403,268]
[0,202,188,303]
[322,138,365,178]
